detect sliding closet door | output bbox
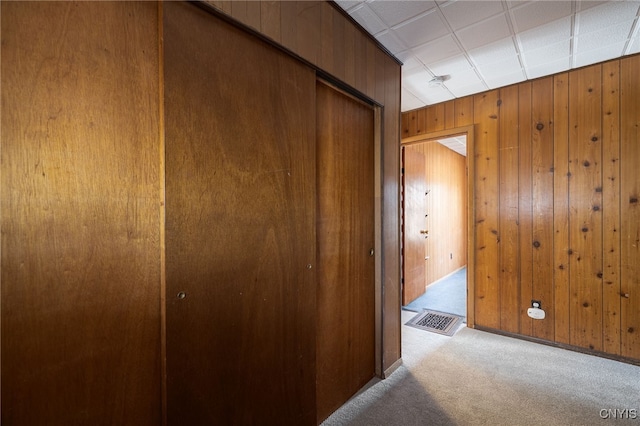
[1,2,162,424]
[164,3,316,424]
[316,82,376,423]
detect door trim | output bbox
[401,125,475,328]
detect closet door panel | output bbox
[316,82,376,423]
[164,3,316,424]
[1,2,162,424]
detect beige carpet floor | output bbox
[322,310,640,426]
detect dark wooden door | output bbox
[1,2,162,424]
[164,3,316,424]
[316,81,376,423]
[402,146,427,305]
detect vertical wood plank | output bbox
[569,65,603,351]
[297,1,321,66]
[1,2,162,424]
[259,0,281,43]
[531,77,555,341]
[602,60,622,355]
[279,0,297,52]
[445,100,456,130]
[553,72,571,344]
[474,91,501,329]
[426,103,446,133]
[331,8,346,83]
[455,96,474,127]
[620,55,640,359]
[499,85,520,333]
[518,82,534,337]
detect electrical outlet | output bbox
[531,300,541,309]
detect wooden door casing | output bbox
[164,3,317,424]
[316,81,376,423]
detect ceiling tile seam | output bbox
[384,7,441,33]
[429,1,490,96]
[622,5,640,56]
[468,0,526,89]
[571,0,580,68]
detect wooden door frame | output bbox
[401,125,475,328]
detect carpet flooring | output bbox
[403,267,466,318]
[321,310,640,426]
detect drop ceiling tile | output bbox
[440,0,505,30]
[517,16,572,51]
[368,0,437,28]
[574,41,627,68]
[402,56,427,73]
[521,39,571,67]
[577,1,640,35]
[403,68,437,93]
[484,70,526,89]
[525,57,571,79]
[413,35,462,64]
[393,10,450,48]
[474,55,522,78]
[376,30,408,55]
[350,4,388,36]
[443,68,484,93]
[510,1,572,33]
[427,54,475,76]
[448,79,487,98]
[402,88,426,112]
[456,13,513,50]
[467,37,518,66]
[419,85,456,105]
[575,21,636,53]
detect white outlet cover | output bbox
[527,307,546,320]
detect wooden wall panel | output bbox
[518,82,534,337]
[163,3,316,423]
[382,55,402,371]
[553,73,571,344]
[408,141,467,290]
[499,85,520,333]
[602,61,621,355]
[473,91,501,329]
[531,77,555,341]
[568,66,603,351]
[402,53,640,362]
[620,55,640,359]
[1,2,162,423]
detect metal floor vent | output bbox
[406,310,462,336]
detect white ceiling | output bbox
[335,0,640,112]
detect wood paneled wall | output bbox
[2,0,402,423]
[204,0,402,372]
[402,54,640,361]
[408,142,467,288]
[1,2,162,423]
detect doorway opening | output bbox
[400,126,475,328]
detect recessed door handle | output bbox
[420,230,429,235]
